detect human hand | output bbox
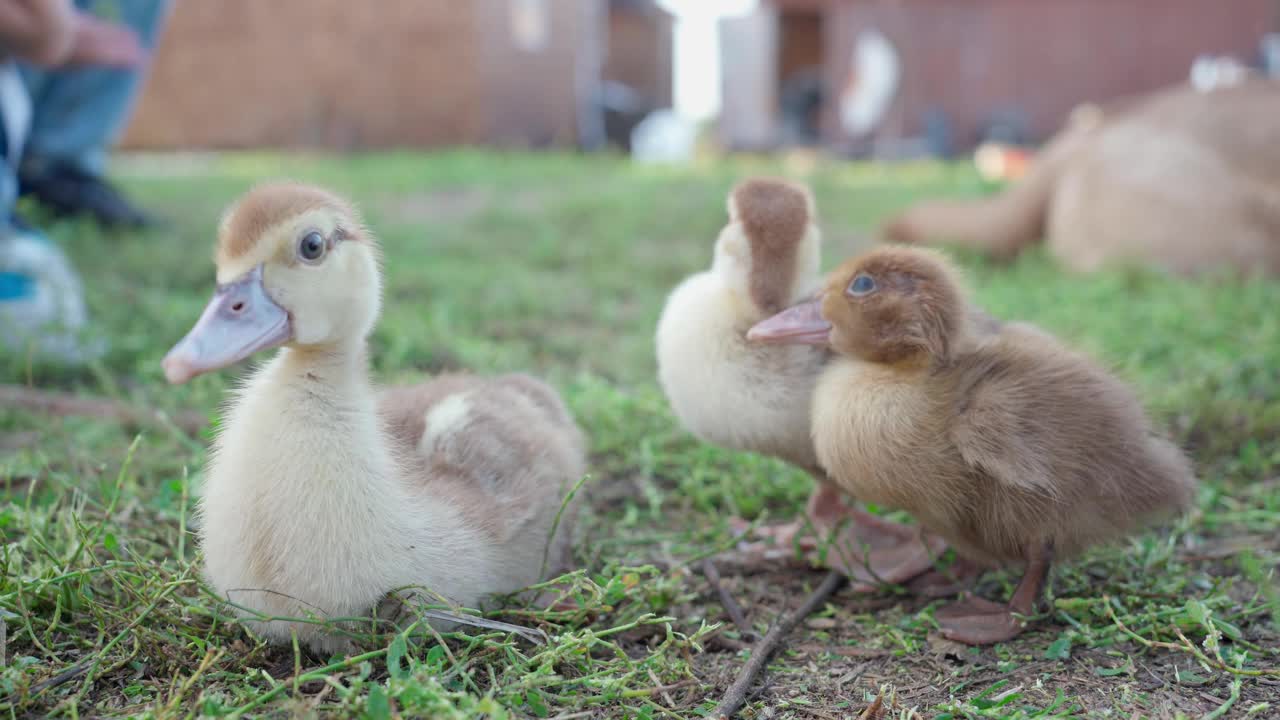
[0,0,76,65]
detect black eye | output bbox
[299,231,326,262]
[848,273,876,296]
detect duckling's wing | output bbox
[946,344,1063,499]
[379,373,483,457]
[380,373,586,540]
[947,325,1199,558]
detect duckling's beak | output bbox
[162,264,292,384]
[747,297,831,345]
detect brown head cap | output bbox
[822,246,966,365]
[217,182,365,265]
[730,178,815,313]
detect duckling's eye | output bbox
[848,273,876,296]
[298,231,326,263]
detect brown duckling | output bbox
[749,246,1196,644]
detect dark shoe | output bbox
[19,165,155,229]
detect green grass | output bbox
[2,150,1278,718]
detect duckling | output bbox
[162,183,585,653]
[749,246,1196,644]
[656,178,943,585]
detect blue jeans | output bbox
[18,0,171,179]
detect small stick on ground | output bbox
[701,559,758,641]
[0,384,207,435]
[713,570,846,720]
[31,661,91,694]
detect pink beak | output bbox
[162,265,292,384]
[747,298,832,346]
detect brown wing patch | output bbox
[379,374,478,454]
[731,178,812,313]
[218,182,362,261]
[379,373,586,548]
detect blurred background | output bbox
[121,0,1279,160]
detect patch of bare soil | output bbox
[585,475,1278,718]
[670,569,1276,718]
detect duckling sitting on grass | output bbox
[749,245,1196,644]
[163,182,585,653]
[657,178,944,586]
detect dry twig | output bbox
[701,559,758,641]
[713,570,846,720]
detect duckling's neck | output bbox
[713,266,818,324]
[859,353,935,375]
[216,338,403,531]
[277,341,370,391]
[201,337,447,624]
[261,339,390,483]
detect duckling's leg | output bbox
[746,479,918,543]
[729,479,852,552]
[794,480,943,588]
[818,515,949,591]
[733,480,944,588]
[935,543,1053,645]
[905,556,985,598]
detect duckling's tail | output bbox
[1144,435,1199,519]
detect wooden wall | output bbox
[829,0,1277,147]
[726,0,1277,150]
[122,0,600,149]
